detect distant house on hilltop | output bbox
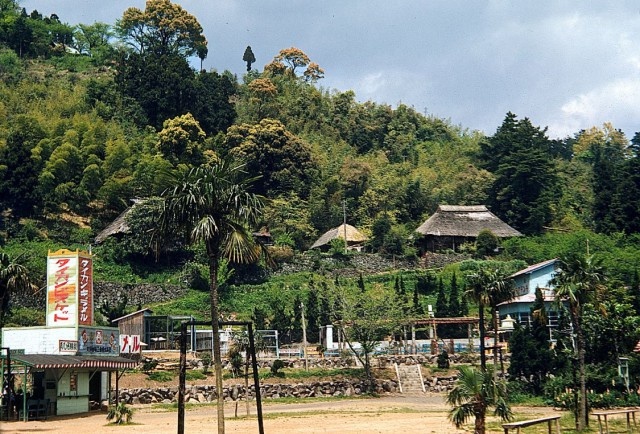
[310,224,368,251]
[415,205,522,252]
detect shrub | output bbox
[199,351,212,374]
[271,359,285,377]
[475,229,499,257]
[106,402,134,424]
[147,371,174,382]
[269,245,294,263]
[141,358,159,374]
[437,350,450,369]
[185,370,207,381]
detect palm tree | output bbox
[551,253,606,431]
[465,268,514,372]
[447,365,512,434]
[158,158,265,434]
[0,252,34,328]
[106,401,134,425]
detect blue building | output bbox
[498,258,559,338]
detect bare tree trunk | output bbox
[209,252,225,434]
[478,305,486,371]
[574,310,587,430]
[474,410,486,434]
[492,308,499,381]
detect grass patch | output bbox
[185,370,208,381]
[254,367,368,382]
[147,371,175,382]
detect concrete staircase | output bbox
[394,363,425,394]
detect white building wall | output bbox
[2,326,77,354]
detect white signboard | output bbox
[119,334,142,354]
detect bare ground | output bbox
[0,394,563,434]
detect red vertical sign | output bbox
[78,256,93,326]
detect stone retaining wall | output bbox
[117,375,458,405]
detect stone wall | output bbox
[93,282,187,308]
[11,281,187,312]
[117,375,459,405]
[116,354,466,405]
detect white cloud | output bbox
[546,78,640,138]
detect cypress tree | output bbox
[448,272,461,317]
[435,277,448,318]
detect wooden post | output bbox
[247,323,265,434]
[301,302,308,370]
[177,321,187,434]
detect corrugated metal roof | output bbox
[4,354,137,370]
[509,258,558,279]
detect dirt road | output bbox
[0,394,561,434]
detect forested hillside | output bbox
[1,0,640,313]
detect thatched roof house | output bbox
[310,224,368,251]
[94,198,144,244]
[415,205,522,252]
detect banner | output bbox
[78,255,93,325]
[46,249,94,328]
[46,251,78,327]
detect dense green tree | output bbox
[448,273,461,317]
[435,277,448,318]
[475,229,499,258]
[224,118,319,199]
[158,157,265,434]
[369,212,392,253]
[191,71,237,136]
[265,47,323,81]
[116,51,196,129]
[156,113,206,166]
[0,115,46,216]
[507,288,554,394]
[479,112,558,234]
[305,283,320,343]
[589,128,627,233]
[618,134,640,233]
[74,22,115,63]
[116,0,206,58]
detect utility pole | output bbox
[343,200,347,254]
[301,302,308,371]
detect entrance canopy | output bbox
[3,354,137,370]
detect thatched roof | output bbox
[94,198,144,244]
[415,205,522,238]
[310,224,368,249]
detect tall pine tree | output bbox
[479,112,558,234]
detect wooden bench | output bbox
[18,399,49,421]
[502,415,561,434]
[592,408,640,434]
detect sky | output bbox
[20,0,640,140]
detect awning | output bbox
[2,354,138,370]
